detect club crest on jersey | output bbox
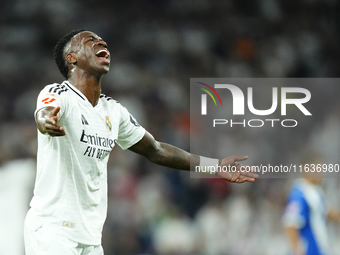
[105,116,112,132]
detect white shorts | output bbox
[24,223,104,255]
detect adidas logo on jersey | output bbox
[81,114,89,125]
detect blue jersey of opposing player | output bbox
[283,179,329,255]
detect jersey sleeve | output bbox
[283,187,309,229]
[34,84,67,120]
[116,104,145,150]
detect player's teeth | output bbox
[96,50,109,57]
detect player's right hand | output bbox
[36,106,66,136]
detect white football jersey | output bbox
[26,81,145,245]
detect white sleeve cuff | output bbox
[195,156,219,175]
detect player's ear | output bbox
[65,52,77,65]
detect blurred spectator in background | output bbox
[283,156,340,255]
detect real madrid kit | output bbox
[24,81,145,252]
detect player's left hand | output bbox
[216,156,258,183]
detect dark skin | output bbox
[35,31,258,183]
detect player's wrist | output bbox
[195,156,219,175]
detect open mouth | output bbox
[95,49,110,63]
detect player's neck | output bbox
[68,73,102,107]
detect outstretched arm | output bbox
[285,226,305,255]
[35,106,66,136]
[129,131,258,183]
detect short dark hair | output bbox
[53,29,85,79]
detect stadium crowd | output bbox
[1,0,340,254]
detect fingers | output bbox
[239,171,258,179]
[232,156,248,162]
[218,156,259,183]
[50,106,61,117]
[247,172,259,179]
[232,172,256,183]
[47,129,66,137]
[45,123,64,132]
[48,107,61,125]
[238,165,259,178]
[220,175,255,183]
[44,110,66,136]
[46,127,66,136]
[235,177,256,183]
[45,118,55,125]
[217,164,259,183]
[45,123,65,136]
[240,172,259,179]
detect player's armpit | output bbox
[35,106,66,136]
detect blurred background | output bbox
[1,0,340,254]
